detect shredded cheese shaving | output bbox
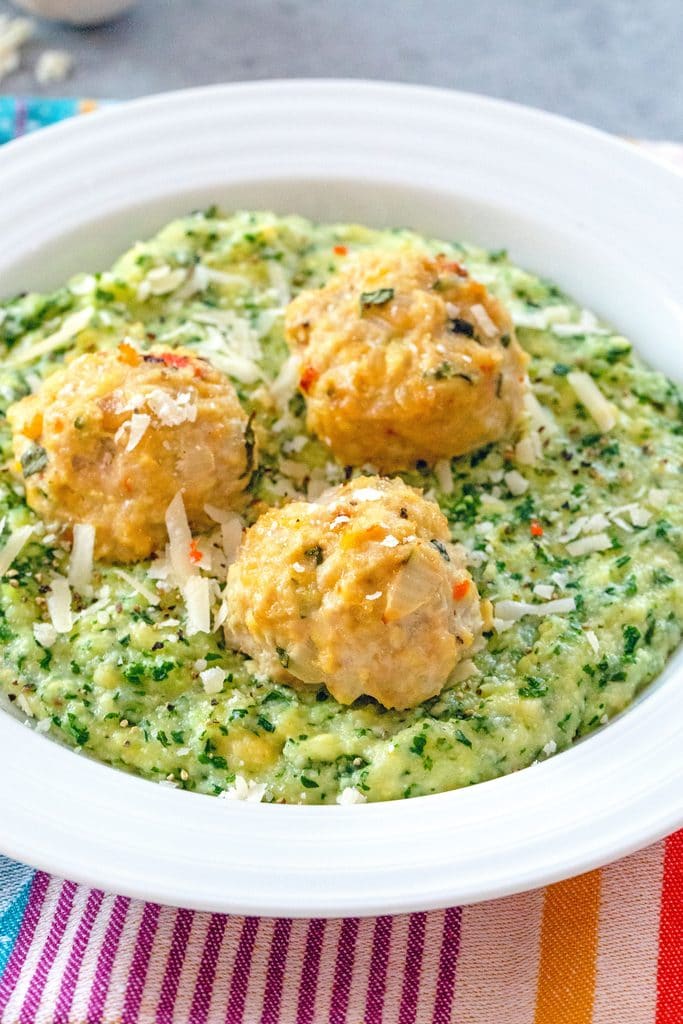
[68,523,95,592]
[567,371,617,433]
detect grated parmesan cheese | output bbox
[35,49,73,85]
[0,15,33,83]
[8,306,94,367]
[0,524,33,577]
[434,459,454,494]
[183,576,211,636]
[125,413,151,451]
[165,491,194,585]
[47,576,73,634]
[567,371,617,433]
[647,488,669,510]
[113,569,160,606]
[566,533,612,557]
[494,596,576,621]
[584,629,600,654]
[533,584,555,599]
[68,523,95,592]
[470,303,498,338]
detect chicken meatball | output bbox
[224,476,485,709]
[285,248,529,471]
[7,344,255,562]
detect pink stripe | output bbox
[399,912,427,1024]
[0,871,50,1015]
[156,908,194,1024]
[432,907,462,1024]
[365,916,393,1024]
[122,901,162,1024]
[189,914,227,1024]
[329,918,359,1024]
[260,918,292,1024]
[296,919,326,1024]
[53,887,104,1024]
[19,879,77,1023]
[87,895,131,1022]
[225,917,259,1024]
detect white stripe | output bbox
[203,916,235,1023]
[453,889,544,1024]
[2,876,64,1023]
[171,912,211,1024]
[33,883,87,1022]
[593,842,665,1024]
[313,919,342,1024]
[277,919,313,1024]
[344,918,374,1024]
[415,909,447,1023]
[241,918,270,1023]
[102,898,145,1021]
[69,892,118,1022]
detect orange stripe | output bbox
[656,830,683,1024]
[78,100,99,115]
[534,870,601,1024]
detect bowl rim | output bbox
[0,79,681,917]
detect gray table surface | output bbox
[1,0,682,139]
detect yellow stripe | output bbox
[79,100,99,115]
[535,870,601,1024]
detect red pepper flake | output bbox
[188,539,202,564]
[160,351,192,369]
[436,254,469,278]
[300,365,319,393]
[333,244,348,256]
[530,520,544,538]
[452,579,471,601]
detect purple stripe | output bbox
[399,912,427,1024]
[189,914,227,1024]
[329,917,359,1024]
[225,917,259,1024]
[14,98,27,138]
[296,919,326,1024]
[432,907,462,1024]
[364,916,393,1024]
[260,918,292,1024]
[156,908,194,1024]
[0,871,50,1015]
[53,887,104,1024]
[121,901,162,1024]
[19,879,77,1024]
[86,895,131,1022]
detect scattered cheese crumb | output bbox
[542,740,557,756]
[33,622,57,648]
[647,488,669,510]
[494,596,576,621]
[380,535,399,548]
[365,591,383,601]
[504,470,529,496]
[220,774,267,802]
[533,584,555,599]
[200,666,225,695]
[336,787,367,805]
[470,303,498,338]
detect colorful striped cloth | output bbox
[0,836,681,1022]
[0,98,681,1023]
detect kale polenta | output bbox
[0,210,680,805]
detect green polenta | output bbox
[0,210,681,804]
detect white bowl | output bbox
[0,81,681,917]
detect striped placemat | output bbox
[0,98,681,1023]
